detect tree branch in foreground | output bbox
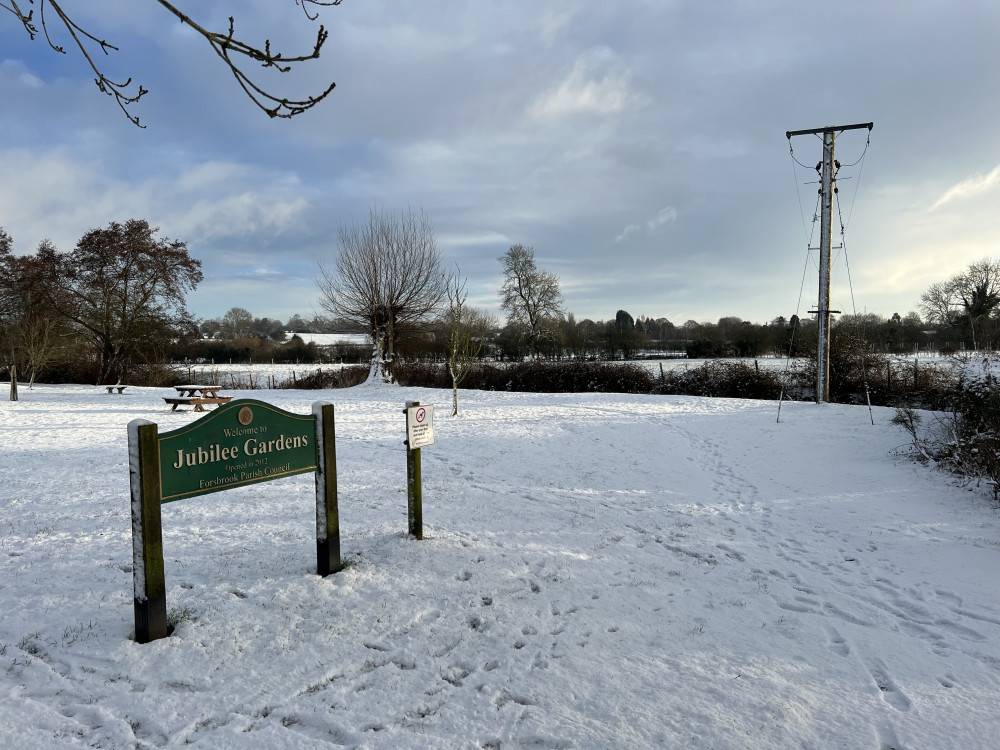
[2,0,342,126]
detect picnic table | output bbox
[164,385,232,412]
[104,385,127,394]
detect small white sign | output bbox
[406,404,435,449]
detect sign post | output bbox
[313,402,340,576]
[404,401,434,540]
[126,399,338,643]
[128,419,167,644]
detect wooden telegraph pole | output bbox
[786,121,873,403]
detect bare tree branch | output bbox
[4,0,342,126]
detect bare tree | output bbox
[317,208,444,384]
[918,281,959,328]
[3,0,341,126]
[920,258,1000,350]
[444,268,495,415]
[498,244,564,359]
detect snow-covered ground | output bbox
[175,358,794,390]
[2,384,999,749]
[290,333,371,348]
[174,355,953,391]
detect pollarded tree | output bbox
[4,1,342,125]
[498,244,564,359]
[35,219,203,384]
[317,207,444,384]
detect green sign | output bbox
[158,399,318,502]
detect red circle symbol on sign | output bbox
[415,407,426,423]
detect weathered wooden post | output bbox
[404,401,435,540]
[128,419,168,643]
[313,402,341,575]
[405,401,423,540]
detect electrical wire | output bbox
[841,134,871,232]
[837,190,875,425]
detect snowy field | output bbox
[174,358,795,390]
[2,383,999,748]
[175,354,953,390]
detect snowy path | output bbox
[1,386,999,748]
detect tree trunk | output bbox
[367,330,395,385]
[9,364,17,402]
[450,363,458,416]
[367,334,382,384]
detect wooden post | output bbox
[313,402,341,576]
[786,122,872,403]
[128,420,168,643]
[406,401,423,540]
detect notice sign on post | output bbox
[406,403,435,449]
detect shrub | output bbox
[395,361,655,394]
[789,330,956,409]
[282,366,368,389]
[652,361,783,400]
[894,356,1000,503]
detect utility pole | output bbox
[786,121,873,403]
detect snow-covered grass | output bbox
[2,384,999,748]
[174,355,954,391]
[175,358,791,390]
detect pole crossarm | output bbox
[786,122,873,139]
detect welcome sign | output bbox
[128,399,339,644]
[158,400,318,502]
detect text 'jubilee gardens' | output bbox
[170,426,310,470]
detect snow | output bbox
[2,384,1000,748]
[290,333,372,347]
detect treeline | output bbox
[177,307,966,370]
[3,213,991,390]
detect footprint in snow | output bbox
[868,661,911,712]
[822,625,850,657]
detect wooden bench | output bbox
[163,396,233,412]
[105,385,127,394]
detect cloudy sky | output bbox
[2,1,999,326]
